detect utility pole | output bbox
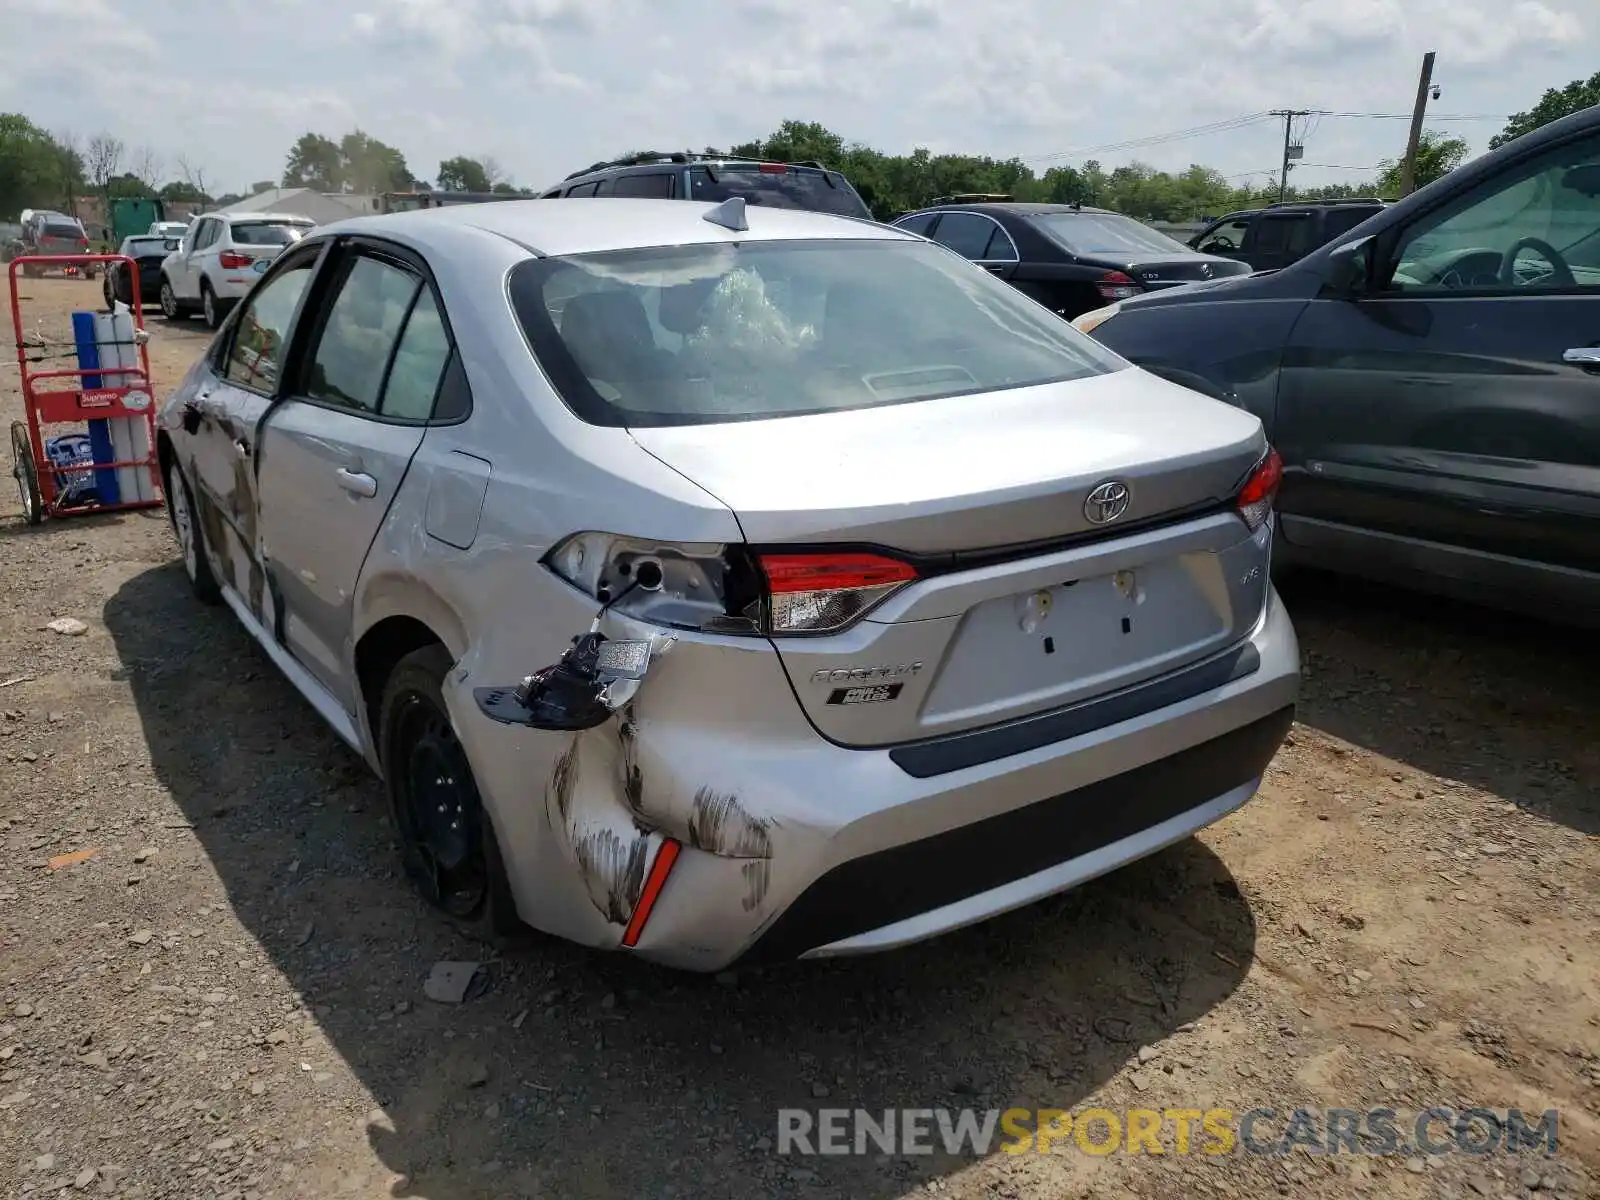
[1269,110,1310,202]
[1397,51,1437,197]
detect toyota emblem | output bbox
[1083,479,1131,525]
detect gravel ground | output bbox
[1,277,1596,1199]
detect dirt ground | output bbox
[1,276,1596,1200]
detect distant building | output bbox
[213,187,380,225]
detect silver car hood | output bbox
[628,366,1267,553]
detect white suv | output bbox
[159,211,315,328]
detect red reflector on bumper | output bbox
[621,838,681,948]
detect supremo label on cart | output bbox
[79,388,150,410]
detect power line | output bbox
[1021,112,1275,164]
[1320,111,1505,121]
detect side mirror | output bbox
[1323,235,1375,298]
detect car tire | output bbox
[201,281,221,330]
[159,278,184,321]
[162,456,221,604]
[102,274,114,308]
[378,644,525,944]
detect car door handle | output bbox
[1561,347,1600,366]
[335,468,378,498]
[233,438,250,459]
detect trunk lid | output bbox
[1121,254,1253,290]
[631,369,1273,747]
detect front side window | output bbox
[305,255,421,413]
[1196,216,1252,254]
[508,238,1125,427]
[224,261,315,392]
[1388,134,1600,293]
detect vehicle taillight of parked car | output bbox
[1095,270,1142,301]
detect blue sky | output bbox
[2,0,1591,196]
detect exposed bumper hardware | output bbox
[473,625,676,731]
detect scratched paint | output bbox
[740,859,771,912]
[545,727,655,926]
[688,787,774,859]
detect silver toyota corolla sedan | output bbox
[154,197,1300,971]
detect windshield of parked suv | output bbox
[1034,213,1197,257]
[688,166,872,220]
[230,221,311,246]
[509,238,1125,427]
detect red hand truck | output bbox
[7,254,164,526]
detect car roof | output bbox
[210,211,316,223]
[311,198,910,258]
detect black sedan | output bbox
[891,202,1252,319]
[104,234,179,307]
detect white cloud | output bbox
[1,0,1589,197]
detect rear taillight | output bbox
[758,552,917,634]
[77,238,89,249]
[1095,270,1141,301]
[544,535,918,637]
[218,251,252,269]
[1236,448,1283,531]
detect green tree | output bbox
[1490,72,1600,150]
[0,113,72,217]
[437,155,493,192]
[1376,130,1471,195]
[340,131,413,193]
[283,133,341,190]
[283,130,415,193]
[159,180,208,203]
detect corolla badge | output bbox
[1083,479,1131,525]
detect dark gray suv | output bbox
[541,151,874,220]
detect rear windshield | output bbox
[126,237,169,253]
[1033,213,1196,257]
[508,237,1124,427]
[230,221,311,246]
[43,222,83,239]
[688,166,872,220]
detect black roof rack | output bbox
[563,150,836,181]
[1267,197,1387,208]
[931,193,1014,205]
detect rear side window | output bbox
[894,212,937,236]
[931,213,999,260]
[231,221,312,247]
[1322,207,1379,240]
[382,289,452,420]
[305,256,420,413]
[688,166,871,219]
[1252,214,1315,256]
[609,173,676,198]
[507,238,1123,428]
